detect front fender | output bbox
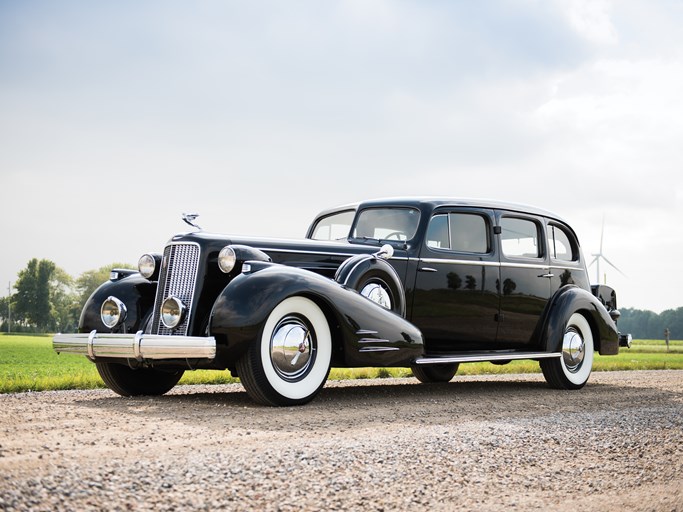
[543,286,619,355]
[209,262,424,366]
[79,275,157,334]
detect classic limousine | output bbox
[54,198,630,405]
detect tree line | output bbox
[617,307,682,340]
[0,258,680,338]
[0,259,133,333]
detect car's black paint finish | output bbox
[80,274,156,335]
[209,261,424,368]
[66,196,627,404]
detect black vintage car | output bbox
[54,198,631,406]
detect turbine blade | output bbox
[587,256,599,268]
[601,255,626,277]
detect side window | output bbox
[500,217,542,259]
[548,224,577,261]
[426,214,449,248]
[426,213,489,253]
[310,210,355,241]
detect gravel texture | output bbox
[1,370,682,511]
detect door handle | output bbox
[418,267,438,273]
[538,273,554,279]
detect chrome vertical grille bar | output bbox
[151,242,200,336]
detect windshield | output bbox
[352,208,420,242]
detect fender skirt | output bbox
[543,286,619,355]
[209,262,424,367]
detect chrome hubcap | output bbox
[270,315,315,381]
[562,327,585,372]
[360,282,392,310]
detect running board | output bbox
[414,352,562,365]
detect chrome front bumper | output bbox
[53,330,216,361]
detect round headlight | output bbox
[101,296,127,329]
[218,246,237,273]
[160,296,186,329]
[138,253,157,279]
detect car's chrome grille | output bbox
[151,243,200,336]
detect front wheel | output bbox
[411,363,459,383]
[540,312,594,389]
[95,362,184,396]
[236,296,332,406]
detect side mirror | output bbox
[375,244,394,260]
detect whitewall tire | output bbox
[237,296,332,406]
[541,312,594,390]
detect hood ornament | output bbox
[182,212,202,230]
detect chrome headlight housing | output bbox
[160,296,186,329]
[218,246,237,273]
[101,296,127,329]
[138,253,161,280]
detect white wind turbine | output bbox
[588,216,626,285]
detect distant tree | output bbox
[75,263,135,310]
[13,259,75,332]
[619,307,683,339]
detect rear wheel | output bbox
[95,362,184,396]
[411,363,459,383]
[236,296,332,406]
[540,312,594,389]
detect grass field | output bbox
[1,334,682,394]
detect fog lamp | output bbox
[101,296,127,329]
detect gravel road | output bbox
[1,370,682,511]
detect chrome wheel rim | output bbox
[269,315,316,382]
[360,282,392,310]
[562,327,585,373]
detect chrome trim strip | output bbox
[358,338,391,344]
[420,258,500,267]
[502,262,550,270]
[549,264,583,271]
[53,333,216,360]
[359,346,400,353]
[260,247,410,261]
[356,330,378,335]
[414,352,561,365]
[419,258,553,271]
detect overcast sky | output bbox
[1,0,682,313]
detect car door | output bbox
[496,212,551,347]
[412,208,500,353]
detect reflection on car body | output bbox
[54,197,631,406]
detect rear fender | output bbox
[209,262,423,366]
[543,286,619,355]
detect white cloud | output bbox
[561,0,618,45]
[2,0,683,313]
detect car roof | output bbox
[316,197,569,224]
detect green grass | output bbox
[1,333,682,394]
